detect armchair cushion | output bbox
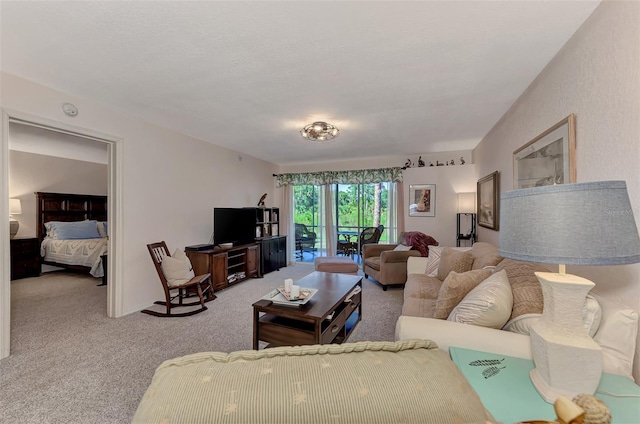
[362,243,396,259]
[363,244,421,286]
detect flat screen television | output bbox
[213,208,255,246]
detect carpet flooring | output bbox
[0,264,404,424]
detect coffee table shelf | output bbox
[253,272,362,349]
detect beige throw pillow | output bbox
[437,248,474,281]
[161,249,195,288]
[447,270,513,329]
[433,269,492,319]
[495,259,550,321]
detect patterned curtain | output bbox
[275,167,403,187]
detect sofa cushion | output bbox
[433,269,492,319]
[447,270,513,329]
[363,256,381,272]
[437,248,474,281]
[470,242,503,270]
[402,274,442,317]
[495,258,550,321]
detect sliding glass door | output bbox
[293,183,395,262]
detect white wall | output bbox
[9,150,108,238]
[473,0,640,381]
[1,72,279,315]
[401,165,476,247]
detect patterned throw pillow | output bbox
[437,247,474,281]
[433,269,492,319]
[495,258,549,321]
[424,246,444,276]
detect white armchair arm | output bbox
[395,316,533,359]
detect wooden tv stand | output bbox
[187,242,261,291]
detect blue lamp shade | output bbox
[499,181,640,266]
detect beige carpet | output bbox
[0,264,404,424]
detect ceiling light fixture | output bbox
[300,121,339,142]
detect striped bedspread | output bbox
[133,340,496,424]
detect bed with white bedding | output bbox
[36,192,108,279]
[40,237,108,277]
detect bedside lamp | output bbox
[499,181,640,403]
[9,198,22,238]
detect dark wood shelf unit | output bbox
[243,207,287,274]
[260,236,286,274]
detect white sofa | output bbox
[395,254,640,383]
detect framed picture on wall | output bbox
[513,114,576,189]
[477,171,499,230]
[409,184,436,217]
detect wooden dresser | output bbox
[187,242,261,291]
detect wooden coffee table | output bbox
[252,271,362,349]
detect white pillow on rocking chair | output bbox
[161,249,195,287]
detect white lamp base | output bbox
[530,271,602,403]
[9,218,19,238]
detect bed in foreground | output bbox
[132,340,496,424]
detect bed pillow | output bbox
[46,220,101,240]
[437,248,474,281]
[161,249,195,288]
[393,244,412,251]
[97,221,108,238]
[447,270,513,329]
[433,269,492,319]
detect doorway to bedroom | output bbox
[1,112,122,360]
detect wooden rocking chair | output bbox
[143,241,216,317]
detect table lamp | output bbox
[499,181,640,402]
[9,198,22,238]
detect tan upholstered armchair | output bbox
[362,232,438,290]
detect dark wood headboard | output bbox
[36,192,108,241]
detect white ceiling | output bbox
[0,1,601,165]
